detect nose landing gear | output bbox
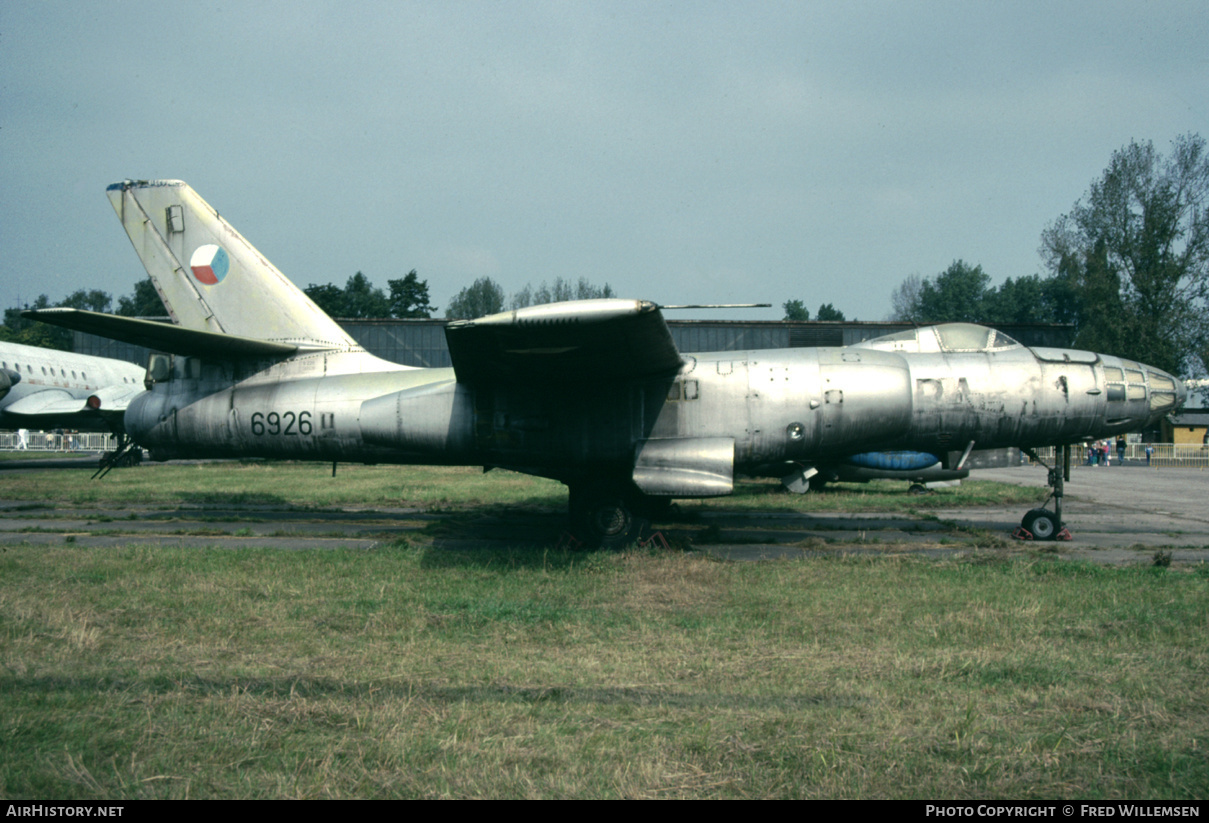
[1013,446,1073,542]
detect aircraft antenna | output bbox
[657,303,772,310]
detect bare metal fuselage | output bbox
[123,337,1175,493]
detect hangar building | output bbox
[73,318,1075,369]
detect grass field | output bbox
[1,462,1205,799]
[0,459,1045,512]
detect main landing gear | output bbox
[1014,446,1073,542]
[566,480,667,549]
[93,434,142,479]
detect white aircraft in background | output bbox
[0,340,145,434]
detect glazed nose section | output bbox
[1145,367,1184,422]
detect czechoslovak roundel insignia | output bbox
[190,245,230,285]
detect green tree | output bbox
[303,283,347,317]
[116,278,167,317]
[782,299,809,321]
[4,290,116,350]
[2,295,61,348]
[340,272,390,318]
[916,260,991,323]
[1041,133,1209,375]
[510,284,533,310]
[534,277,574,305]
[573,277,615,300]
[980,275,1070,325]
[387,270,435,318]
[59,289,113,313]
[890,265,1072,326]
[1050,241,1132,358]
[304,273,392,318]
[816,303,846,322]
[509,278,614,309]
[888,273,925,322]
[446,277,506,319]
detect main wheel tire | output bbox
[1022,508,1058,540]
[569,484,650,549]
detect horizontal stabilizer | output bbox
[445,299,684,384]
[24,308,299,359]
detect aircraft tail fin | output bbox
[106,180,358,352]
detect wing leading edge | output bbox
[444,299,684,385]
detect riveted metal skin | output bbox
[122,329,1184,499]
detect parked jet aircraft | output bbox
[27,180,1187,545]
[0,340,145,434]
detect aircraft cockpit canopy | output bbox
[856,323,1023,354]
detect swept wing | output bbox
[445,299,684,384]
[2,384,141,427]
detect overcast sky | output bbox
[2,1,1206,322]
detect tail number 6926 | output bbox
[250,410,312,436]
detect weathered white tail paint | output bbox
[106,180,358,352]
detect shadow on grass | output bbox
[722,477,1046,512]
[730,477,928,500]
[419,529,613,572]
[422,506,566,538]
[4,671,865,712]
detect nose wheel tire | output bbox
[1022,508,1058,540]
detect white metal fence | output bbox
[1027,444,1209,469]
[0,432,122,452]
